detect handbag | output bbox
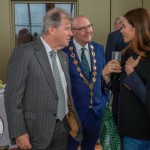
[66,90,79,137]
[99,88,121,150]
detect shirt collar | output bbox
[40,37,57,54]
[73,38,89,52]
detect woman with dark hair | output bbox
[118,8,150,149]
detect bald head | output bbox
[72,16,89,29]
[71,15,93,46]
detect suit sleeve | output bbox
[4,46,29,139]
[123,71,146,104]
[146,80,150,121]
[105,33,117,63]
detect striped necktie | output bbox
[50,50,66,121]
[81,47,90,78]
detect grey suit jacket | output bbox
[4,39,82,149]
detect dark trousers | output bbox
[30,117,70,150]
[67,109,101,150]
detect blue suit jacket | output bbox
[63,40,106,122]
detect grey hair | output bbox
[114,17,123,25]
[41,7,71,35]
[71,15,89,28]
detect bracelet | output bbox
[102,74,110,84]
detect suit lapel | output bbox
[57,51,71,89]
[33,39,57,96]
[71,41,93,81]
[88,43,95,81]
[70,42,88,79]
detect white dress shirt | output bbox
[40,37,68,115]
[73,38,91,70]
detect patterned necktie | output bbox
[50,50,66,121]
[81,47,90,78]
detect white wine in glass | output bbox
[112,51,121,62]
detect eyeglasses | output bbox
[72,24,93,31]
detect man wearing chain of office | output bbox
[63,15,121,150]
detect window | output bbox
[12,1,77,46]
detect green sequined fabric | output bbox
[99,89,121,150]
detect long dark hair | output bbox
[123,8,150,58]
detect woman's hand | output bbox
[102,60,122,82]
[125,56,141,75]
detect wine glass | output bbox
[112,51,121,62]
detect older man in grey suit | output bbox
[4,8,82,150]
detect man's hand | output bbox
[16,133,32,149]
[125,56,141,75]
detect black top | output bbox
[118,50,150,140]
